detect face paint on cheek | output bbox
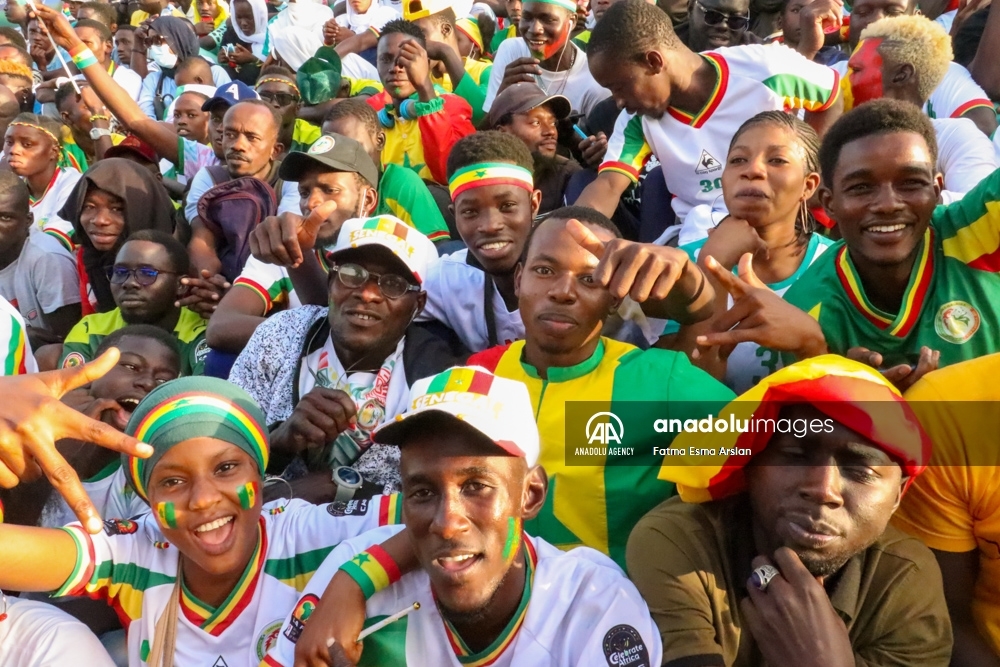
[840,75,854,112]
[847,38,884,107]
[237,480,260,510]
[156,502,177,529]
[501,516,522,565]
[532,22,571,60]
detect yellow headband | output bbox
[256,77,300,95]
[8,122,60,148]
[448,161,534,199]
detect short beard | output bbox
[437,563,514,626]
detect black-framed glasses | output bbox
[696,0,750,30]
[107,265,176,286]
[258,91,299,107]
[329,263,419,299]
[145,34,169,46]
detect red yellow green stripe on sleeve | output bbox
[378,493,403,525]
[53,524,97,598]
[339,544,402,599]
[657,355,930,502]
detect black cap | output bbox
[279,133,380,188]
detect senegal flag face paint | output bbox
[845,38,885,110]
[156,502,178,529]
[237,481,260,510]
[522,0,576,61]
[502,517,523,565]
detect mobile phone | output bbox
[572,123,589,141]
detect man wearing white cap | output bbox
[263,365,663,667]
[230,215,452,496]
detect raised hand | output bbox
[0,349,152,533]
[498,57,542,95]
[397,39,433,98]
[694,254,826,358]
[578,131,608,169]
[177,270,232,317]
[249,201,339,268]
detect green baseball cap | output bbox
[297,46,344,106]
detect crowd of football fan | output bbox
[0,0,996,662]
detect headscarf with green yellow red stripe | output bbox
[658,355,931,502]
[123,376,269,502]
[448,161,534,200]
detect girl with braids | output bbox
[661,110,833,393]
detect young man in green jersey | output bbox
[693,99,1000,391]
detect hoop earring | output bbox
[263,475,294,515]
[798,198,811,235]
[710,192,727,227]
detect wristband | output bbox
[70,45,99,70]
[338,544,402,599]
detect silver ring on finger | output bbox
[750,564,780,592]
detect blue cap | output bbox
[201,81,259,112]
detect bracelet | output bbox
[338,544,401,599]
[69,45,98,70]
[90,114,110,122]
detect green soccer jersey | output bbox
[784,168,1000,368]
[376,164,451,243]
[60,307,209,375]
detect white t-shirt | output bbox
[602,44,839,223]
[485,40,610,116]
[184,165,301,223]
[932,117,999,200]
[264,525,663,667]
[139,65,232,120]
[111,63,143,101]
[0,232,80,333]
[832,60,993,123]
[0,598,116,667]
[53,496,403,667]
[40,462,148,529]
[28,167,82,246]
[418,248,523,352]
[0,295,38,375]
[336,0,399,34]
[663,232,834,394]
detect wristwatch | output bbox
[89,127,112,140]
[331,466,363,502]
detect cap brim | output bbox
[201,97,232,112]
[325,245,421,285]
[280,151,360,182]
[532,94,572,120]
[374,410,522,460]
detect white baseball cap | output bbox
[374,366,540,466]
[323,215,437,284]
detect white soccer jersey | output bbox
[0,598,116,667]
[41,462,149,529]
[664,233,833,394]
[418,248,524,352]
[832,60,993,123]
[0,295,37,375]
[232,255,304,316]
[54,496,403,667]
[601,44,839,222]
[29,167,82,250]
[264,525,663,667]
[931,117,998,198]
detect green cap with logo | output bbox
[279,133,380,189]
[297,46,343,106]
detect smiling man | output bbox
[230,216,443,495]
[674,0,756,51]
[60,231,210,376]
[263,366,663,667]
[780,100,1000,372]
[634,355,951,666]
[576,0,841,242]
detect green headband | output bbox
[123,377,269,501]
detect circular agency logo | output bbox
[934,300,980,344]
[585,411,625,446]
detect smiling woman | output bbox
[0,376,406,667]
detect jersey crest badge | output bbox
[934,300,980,344]
[695,150,722,174]
[603,625,650,667]
[256,620,284,660]
[283,594,320,643]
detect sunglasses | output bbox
[328,263,419,300]
[146,34,169,46]
[107,265,176,286]
[696,1,750,30]
[258,91,299,107]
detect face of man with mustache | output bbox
[222,102,282,179]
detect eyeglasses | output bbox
[258,91,300,107]
[696,1,750,30]
[145,34,168,46]
[107,265,176,286]
[329,263,419,299]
